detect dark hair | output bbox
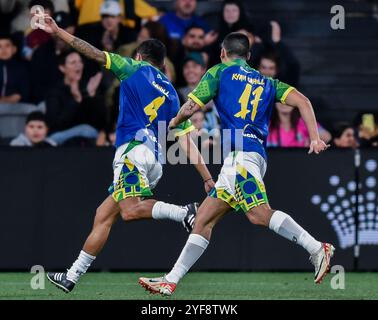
[184,24,206,35]
[28,0,55,13]
[136,39,166,69]
[0,32,15,43]
[26,112,47,125]
[222,32,250,59]
[57,50,79,66]
[257,50,280,72]
[270,104,301,145]
[333,122,354,139]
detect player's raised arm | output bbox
[35,14,106,65]
[284,89,330,154]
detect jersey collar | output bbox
[231,58,248,67]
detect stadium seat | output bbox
[0,103,45,139]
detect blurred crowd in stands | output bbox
[0,0,377,149]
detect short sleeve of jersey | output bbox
[188,64,221,107]
[174,119,195,137]
[271,78,295,104]
[103,51,141,81]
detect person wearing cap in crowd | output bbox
[10,111,57,147]
[30,11,76,103]
[178,52,220,135]
[178,52,206,103]
[75,0,158,29]
[75,1,139,93]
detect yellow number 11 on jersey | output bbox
[234,84,264,121]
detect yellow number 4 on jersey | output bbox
[144,96,166,124]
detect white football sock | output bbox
[269,210,322,255]
[152,201,187,222]
[165,234,209,284]
[66,250,96,283]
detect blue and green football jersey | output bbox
[104,52,194,153]
[188,59,294,160]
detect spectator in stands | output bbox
[209,1,256,66]
[246,22,300,86]
[75,1,139,86]
[0,33,30,104]
[217,0,248,42]
[76,1,137,53]
[118,21,170,57]
[159,0,212,41]
[10,111,56,146]
[178,53,220,133]
[332,123,358,149]
[173,25,209,86]
[75,0,158,29]
[46,51,106,146]
[268,102,331,147]
[178,53,206,101]
[257,52,278,78]
[30,11,75,103]
[117,21,176,80]
[236,26,301,86]
[356,112,378,147]
[182,25,207,52]
[23,0,55,60]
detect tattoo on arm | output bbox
[70,37,106,65]
[176,99,201,123]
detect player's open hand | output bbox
[204,178,215,193]
[308,139,330,154]
[204,30,219,46]
[87,72,103,97]
[33,14,59,34]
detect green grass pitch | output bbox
[1,272,377,300]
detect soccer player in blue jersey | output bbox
[36,15,215,293]
[139,33,335,296]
